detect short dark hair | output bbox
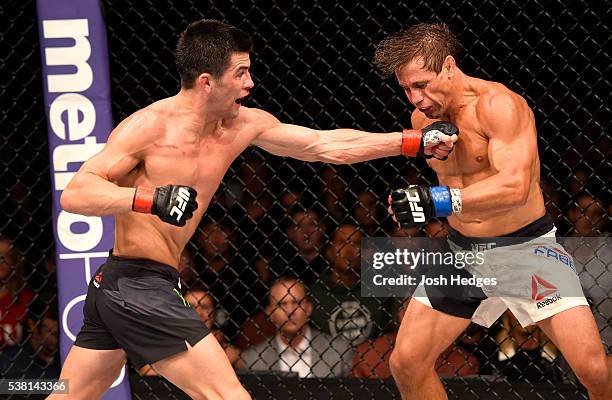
[374,22,461,76]
[176,19,253,88]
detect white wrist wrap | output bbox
[450,188,462,214]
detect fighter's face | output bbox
[396,57,451,119]
[210,52,254,119]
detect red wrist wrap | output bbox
[401,129,422,157]
[132,186,155,213]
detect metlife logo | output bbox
[36,1,130,398]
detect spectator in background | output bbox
[350,298,479,378]
[0,295,60,378]
[540,179,563,225]
[184,286,240,366]
[241,277,353,377]
[310,225,393,345]
[194,221,258,342]
[272,210,328,283]
[0,236,33,348]
[352,192,386,237]
[567,168,590,197]
[494,311,564,382]
[568,195,609,236]
[320,167,349,222]
[28,248,57,295]
[235,256,277,351]
[564,195,611,353]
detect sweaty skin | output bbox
[61,53,455,268]
[398,57,545,236]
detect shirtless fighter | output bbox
[49,19,457,400]
[380,23,611,399]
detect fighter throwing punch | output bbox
[379,23,610,399]
[50,20,456,400]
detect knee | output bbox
[389,343,436,380]
[574,356,610,393]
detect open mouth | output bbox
[235,94,249,105]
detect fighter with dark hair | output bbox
[51,20,457,399]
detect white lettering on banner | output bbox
[57,211,103,252]
[42,14,127,390]
[43,19,93,93]
[59,252,109,285]
[53,137,105,190]
[49,93,96,140]
[61,294,86,342]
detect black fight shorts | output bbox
[74,254,210,368]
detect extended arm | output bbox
[252,111,456,164]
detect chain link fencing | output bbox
[1,0,610,399]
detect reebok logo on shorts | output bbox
[531,275,557,300]
[93,272,103,288]
[531,275,562,308]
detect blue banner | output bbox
[35,1,131,398]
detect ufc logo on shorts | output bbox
[406,191,425,222]
[170,187,191,222]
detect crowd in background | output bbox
[1,162,609,383]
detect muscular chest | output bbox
[141,129,248,190]
[428,114,490,181]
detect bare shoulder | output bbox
[234,106,281,137]
[410,109,436,130]
[108,102,166,148]
[475,83,531,133]
[240,106,280,127]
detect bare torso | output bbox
[113,99,268,267]
[421,78,545,236]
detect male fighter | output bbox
[380,23,610,399]
[49,19,457,399]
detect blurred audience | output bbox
[272,210,328,283]
[540,179,563,224]
[0,236,33,348]
[493,311,563,382]
[140,285,240,376]
[352,192,386,237]
[310,225,392,345]
[0,295,60,378]
[320,167,349,222]
[567,194,609,236]
[241,276,353,377]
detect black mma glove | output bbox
[132,185,198,227]
[390,185,461,228]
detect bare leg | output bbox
[47,346,126,400]
[537,305,611,400]
[152,333,251,400]
[390,299,471,400]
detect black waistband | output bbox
[106,251,180,280]
[447,214,554,251]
